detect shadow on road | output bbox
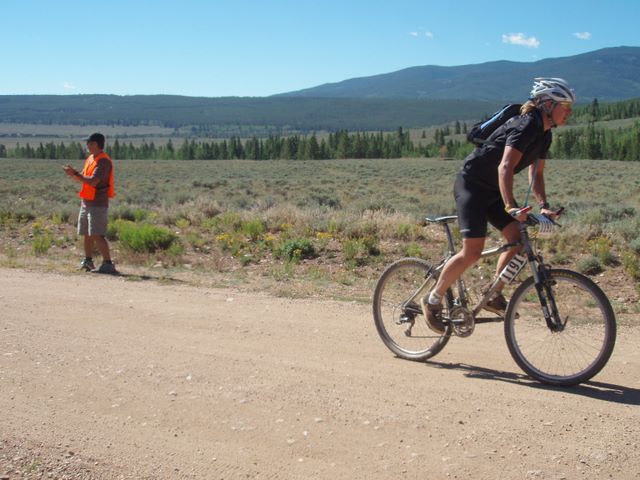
[87,270,188,285]
[425,360,640,406]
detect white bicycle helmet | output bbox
[530,77,576,103]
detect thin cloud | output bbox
[63,82,77,91]
[502,33,540,48]
[409,30,433,39]
[574,31,592,40]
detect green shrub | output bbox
[395,223,419,241]
[241,218,266,241]
[185,232,206,249]
[315,231,332,251]
[32,232,53,256]
[343,238,363,262]
[50,211,71,225]
[404,242,423,257]
[587,236,617,266]
[578,209,606,230]
[345,222,378,239]
[206,211,243,234]
[629,237,640,255]
[361,235,380,256]
[550,251,571,265]
[342,238,369,267]
[175,217,190,230]
[112,206,150,222]
[166,241,185,258]
[576,255,603,276]
[112,220,179,253]
[278,238,316,262]
[0,209,35,227]
[215,232,246,256]
[622,252,640,281]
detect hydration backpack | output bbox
[466,103,522,146]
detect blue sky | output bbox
[2,0,638,97]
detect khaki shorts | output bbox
[77,205,109,236]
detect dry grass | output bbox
[1,157,639,322]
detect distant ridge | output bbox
[0,95,503,132]
[1,47,639,133]
[275,46,640,102]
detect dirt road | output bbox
[1,268,639,479]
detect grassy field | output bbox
[1,156,639,320]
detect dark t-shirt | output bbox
[81,157,112,208]
[461,110,551,191]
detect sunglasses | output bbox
[557,101,573,110]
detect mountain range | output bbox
[276,46,640,102]
[1,47,639,133]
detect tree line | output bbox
[0,129,416,161]
[1,110,639,162]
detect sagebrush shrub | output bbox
[576,255,603,276]
[241,218,266,241]
[622,252,640,281]
[32,232,52,256]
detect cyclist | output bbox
[426,77,575,333]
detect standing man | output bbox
[63,132,117,274]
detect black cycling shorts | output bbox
[453,172,516,238]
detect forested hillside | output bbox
[0,96,500,134]
[2,99,639,161]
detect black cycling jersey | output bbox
[461,109,551,191]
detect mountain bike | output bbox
[372,211,616,386]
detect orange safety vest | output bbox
[78,151,115,200]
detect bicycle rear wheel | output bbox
[373,257,451,361]
[504,269,616,386]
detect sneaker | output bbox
[94,262,118,275]
[79,258,95,272]
[424,302,446,334]
[484,294,508,316]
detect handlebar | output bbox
[525,207,564,229]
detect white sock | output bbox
[428,291,442,305]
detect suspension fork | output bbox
[531,260,564,332]
[522,229,563,332]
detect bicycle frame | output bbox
[412,215,564,330]
[374,212,617,385]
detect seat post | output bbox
[443,223,456,256]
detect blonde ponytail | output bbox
[520,101,538,115]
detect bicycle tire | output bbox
[373,257,451,361]
[504,269,616,386]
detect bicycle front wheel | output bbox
[373,257,451,361]
[504,269,616,386]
